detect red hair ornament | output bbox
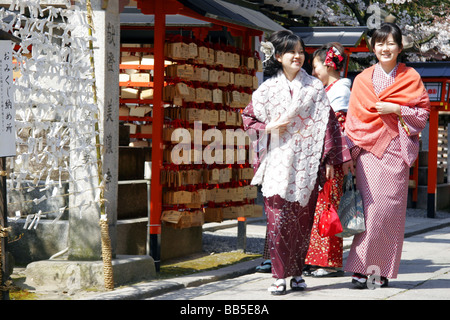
[324,46,343,70]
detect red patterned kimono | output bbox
[344,63,430,279]
[304,164,345,268]
[305,80,349,269]
[243,70,351,279]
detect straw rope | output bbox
[0,226,10,238]
[99,218,114,290]
[0,226,15,295]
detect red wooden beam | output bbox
[138,0,183,15]
[427,106,439,218]
[147,0,167,270]
[150,1,164,235]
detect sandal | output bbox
[256,259,272,273]
[268,279,286,295]
[312,268,345,278]
[351,273,368,289]
[352,273,389,289]
[290,277,307,291]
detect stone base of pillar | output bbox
[24,255,155,294]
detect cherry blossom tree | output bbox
[312,0,450,61]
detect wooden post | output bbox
[427,106,439,218]
[149,0,165,271]
[237,217,247,252]
[0,39,15,300]
[0,158,9,300]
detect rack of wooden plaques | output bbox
[150,34,264,229]
[119,44,155,147]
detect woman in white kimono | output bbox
[242,30,352,295]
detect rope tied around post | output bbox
[99,216,114,290]
[0,226,14,294]
[0,226,11,238]
[0,280,16,292]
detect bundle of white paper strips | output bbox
[0,0,102,228]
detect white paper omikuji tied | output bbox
[0,0,104,225]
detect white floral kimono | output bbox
[250,69,330,206]
[243,69,351,279]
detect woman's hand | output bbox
[342,160,355,176]
[375,102,401,116]
[266,115,290,135]
[326,161,354,181]
[326,164,334,180]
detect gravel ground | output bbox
[202,231,266,255]
[404,207,450,219]
[202,207,450,256]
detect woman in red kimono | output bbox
[242,30,352,295]
[344,23,430,288]
[304,42,351,277]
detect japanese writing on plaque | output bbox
[0,40,15,157]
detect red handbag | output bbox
[318,180,343,237]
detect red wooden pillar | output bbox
[427,106,439,218]
[243,30,252,52]
[149,0,165,270]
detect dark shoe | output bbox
[290,277,307,291]
[371,276,389,288]
[256,259,272,273]
[302,265,317,277]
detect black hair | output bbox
[370,22,403,51]
[312,42,347,72]
[263,30,305,78]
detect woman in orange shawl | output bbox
[344,23,430,288]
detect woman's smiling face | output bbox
[373,34,402,70]
[276,41,305,80]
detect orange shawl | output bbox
[346,63,430,158]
